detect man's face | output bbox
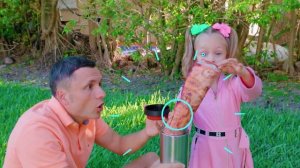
[58,67,106,123]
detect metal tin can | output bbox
[160,131,190,166]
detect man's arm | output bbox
[95,119,161,155]
[95,127,149,155]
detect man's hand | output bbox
[145,119,163,137]
[150,160,185,168]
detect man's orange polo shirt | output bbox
[4,96,109,168]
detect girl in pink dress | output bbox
[181,23,262,168]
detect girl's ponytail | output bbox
[227,28,238,58]
[181,28,194,79]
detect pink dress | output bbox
[188,67,262,168]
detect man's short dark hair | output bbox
[49,56,96,96]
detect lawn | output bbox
[0,80,299,167]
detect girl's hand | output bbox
[217,58,247,77]
[218,58,255,88]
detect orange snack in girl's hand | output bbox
[164,61,220,135]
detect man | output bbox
[4,56,183,168]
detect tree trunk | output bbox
[93,32,113,69]
[85,0,112,69]
[255,0,272,69]
[236,23,249,61]
[171,1,188,78]
[231,1,255,62]
[0,2,5,58]
[88,20,98,53]
[157,2,169,75]
[296,13,300,61]
[137,1,148,46]
[99,33,112,68]
[287,9,296,75]
[211,0,226,11]
[144,6,153,46]
[88,19,113,69]
[0,38,6,58]
[199,0,204,7]
[266,18,275,45]
[41,0,59,66]
[106,19,117,62]
[171,41,184,78]
[255,26,265,61]
[96,34,103,63]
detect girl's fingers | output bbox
[217,59,231,67]
[217,58,237,65]
[219,65,228,72]
[217,58,246,75]
[219,61,235,73]
[218,60,237,70]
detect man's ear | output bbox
[55,89,69,106]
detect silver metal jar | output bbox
[160,130,190,166]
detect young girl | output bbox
[181,23,262,168]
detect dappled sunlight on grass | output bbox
[101,91,171,132]
[241,105,300,167]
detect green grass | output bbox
[0,80,299,167]
[265,72,289,82]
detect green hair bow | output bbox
[190,24,210,36]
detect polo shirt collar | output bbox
[48,96,75,127]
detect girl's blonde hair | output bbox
[181,25,238,78]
